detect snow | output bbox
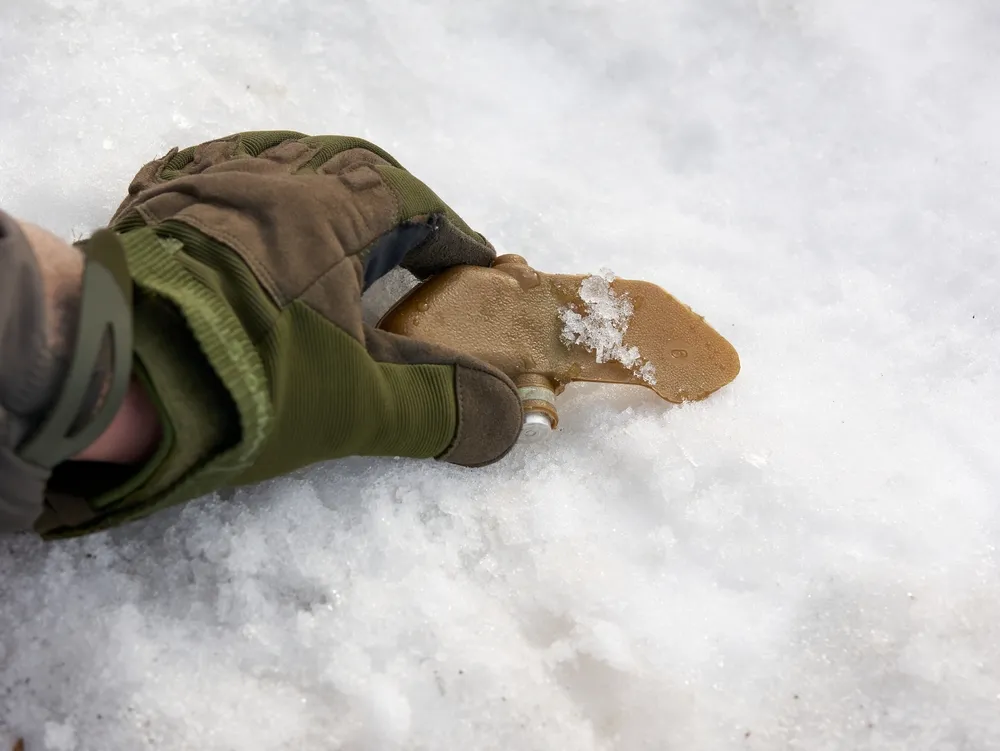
[559,269,658,385]
[2,0,1000,749]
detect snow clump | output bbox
[559,268,657,385]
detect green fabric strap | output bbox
[20,231,134,468]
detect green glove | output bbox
[40,131,523,537]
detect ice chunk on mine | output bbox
[559,268,657,385]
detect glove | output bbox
[40,131,523,536]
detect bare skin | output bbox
[72,377,162,463]
[18,220,163,465]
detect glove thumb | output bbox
[363,325,522,467]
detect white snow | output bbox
[559,269,659,385]
[2,0,1000,749]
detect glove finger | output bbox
[363,324,522,467]
[398,213,496,280]
[370,163,496,279]
[359,218,435,291]
[360,212,496,292]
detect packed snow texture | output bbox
[2,0,1000,749]
[559,269,658,385]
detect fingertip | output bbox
[440,361,521,467]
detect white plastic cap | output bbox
[521,411,553,442]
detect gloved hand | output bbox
[35,132,523,536]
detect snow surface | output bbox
[2,0,1000,749]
